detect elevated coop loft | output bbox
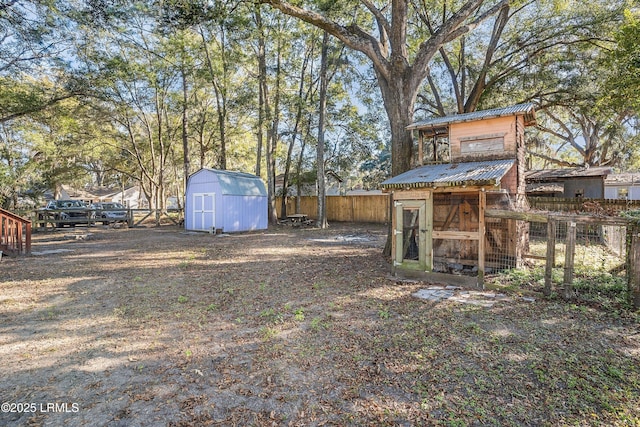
[381,103,537,287]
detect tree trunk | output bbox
[377,70,417,177]
[376,71,417,255]
[295,124,309,214]
[181,62,190,203]
[200,24,228,170]
[256,57,264,177]
[264,13,282,225]
[282,44,311,219]
[316,31,330,229]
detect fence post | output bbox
[544,218,556,296]
[563,221,577,299]
[25,221,31,255]
[628,224,640,309]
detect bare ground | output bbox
[1,223,639,426]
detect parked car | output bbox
[90,202,128,225]
[41,199,90,228]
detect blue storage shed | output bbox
[185,168,268,233]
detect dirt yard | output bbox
[1,223,639,426]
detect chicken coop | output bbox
[381,104,537,287]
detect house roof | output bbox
[192,168,267,197]
[605,173,640,185]
[525,167,611,182]
[526,183,564,193]
[380,159,515,190]
[59,185,116,201]
[407,103,536,132]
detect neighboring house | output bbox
[184,168,267,233]
[381,103,536,286]
[44,185,114,205]
[604,173,640,200]
[525,167,611,199]
[106,186,179,210]
[107,186,149,209]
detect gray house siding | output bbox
[563,177,605,198]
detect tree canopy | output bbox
[0,0,638,209]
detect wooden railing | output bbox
[33,208,183,230]
[0,208,31,255]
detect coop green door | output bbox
[394,199,431,271]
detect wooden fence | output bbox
[276,195,390,223]
[528,197,640,215]
[32,208,183,230]
[274,195,640,225]
[486,209,640,308]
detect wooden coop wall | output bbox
[449,116,523,163]
[431,190,519,274]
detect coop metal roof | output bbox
[407,103,536,131]
[380,159,515,189]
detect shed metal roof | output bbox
[191,168,267,197]
[525,167,611,182]
[380,159,515,189]
[526,183,564,193]
[605,173,640,185]
[407,103,536,131]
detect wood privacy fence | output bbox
[275,195,390,223]
[275,196,640,225]
[528,197,640,215]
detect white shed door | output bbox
[193,193,215,231]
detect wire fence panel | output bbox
[485,212,634,308]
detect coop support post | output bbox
[544,218,556,296]
[478,189,486,289]
[563,221,577,299]
[628,224,640,309]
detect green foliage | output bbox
[603,9,640,114]
[620,209,640,220]
[1,0,637,210]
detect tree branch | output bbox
[411,0,485,92]
[0,92,80,124]
[526,150,581,167]
[260,0,391,81]
[360,0,391,56]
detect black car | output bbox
[42,199,90,227]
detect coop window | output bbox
[420,130,450,164]
[575,189,584,198]
[459,133,505,155]
[402,208,420,261]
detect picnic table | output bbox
[285,214,313,226]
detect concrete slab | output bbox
[31,249,75,256]
[413,287,526,307]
